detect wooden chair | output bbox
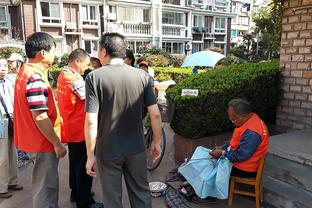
[228,157,266,208]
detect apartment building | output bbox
[103,0,235,55]
[1,0,235,56]
[26,0,102,57]
[230,0,271,46]
[0,0,102,57]
[0,0,24,48]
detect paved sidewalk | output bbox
[0,124,257,208]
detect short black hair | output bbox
[125,49,135,66]
[68,48,90,62]
[228,98,252,115]
[25,32,56,58]
[99,33,126,58]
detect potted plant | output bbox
[166,61,281,162]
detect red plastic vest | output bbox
[229,113,269,172]
[14,63,61,152]
[56,69,85,143]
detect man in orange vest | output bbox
[14,32,67,208]
[210,98,269,177]
[56,49,103,208]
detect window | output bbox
[81,5,97,26]
[206,0,213,10]
[127,41,150,54]
[117,7,151,23]
[109,6,116,13]
[54,39,63,55]
[162,42,184,54]
[238,16,249,26]
[215,17,226,33]
[193,15,203,27]
[162,42,172,53]
[162,0,180,5]
[40,2,61,24]
[214,43,225,52]
[172,43,184,54]
[231,30,238,38]
[0,6,8,27]
[162,12,183,25]
[215,0,228,7]
[84,40,98,56]
[192,43,203,53]
[0,29,9,40]
[204,40,213,49]
[143,9,150,22]
[232,16,237,24]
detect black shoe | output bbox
[89,202,104,208]
[191,195,219,204]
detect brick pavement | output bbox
[0,125,257,208]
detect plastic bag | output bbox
[178,146,232,199]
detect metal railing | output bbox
[122,23,151,35]
[162,25,184,37]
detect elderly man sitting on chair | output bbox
[210,98,269,178]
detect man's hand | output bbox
[213,146,223,150]
[209,148,223,159]
[150,140,161,162]
[54,143,67,158]
[86,155,96,177]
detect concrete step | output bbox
[268,129,312,167]
[263,175,312,208]
[264,153,312,192]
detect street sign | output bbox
[181,89,199,97]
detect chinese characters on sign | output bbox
[181,89,199,97]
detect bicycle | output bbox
[145,100,174,171]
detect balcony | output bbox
[192,27,211,33]
[122,23,151,36]
[162,25,185,37]
[204,32,215,39]
[64,22,82,34]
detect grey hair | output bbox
[228,98,251,115]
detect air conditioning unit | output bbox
[66,22,76,30]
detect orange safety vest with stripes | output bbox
[14,63,62,152]
[229,113,269,172]
[56,69,85,143]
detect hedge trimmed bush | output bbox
[166,60,281,139]
[154,67,205,83]
[48,65,62,87]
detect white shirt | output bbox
[64,66,86,100]
[0,78,14,116]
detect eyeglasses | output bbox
[229,115,241,123]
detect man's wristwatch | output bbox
[222,150,226,157]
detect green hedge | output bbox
[48,65,62,87]
[154,67,205,83]
[166,60,282,139]
[48,65,203,85]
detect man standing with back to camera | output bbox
[84,32,162,208]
